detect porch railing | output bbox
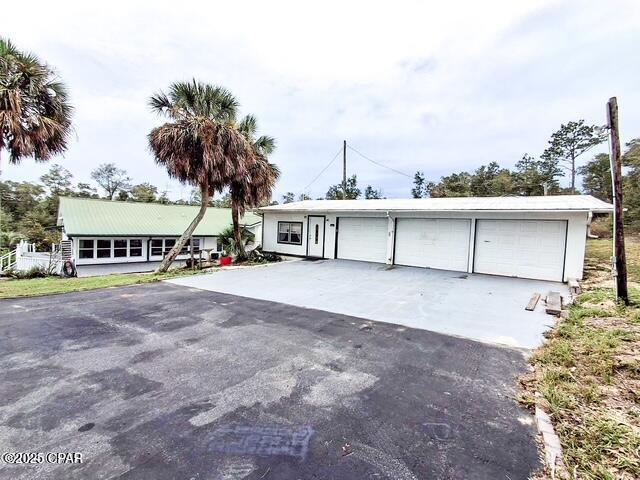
[0,248,17,273]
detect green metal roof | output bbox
[58,197,261,237]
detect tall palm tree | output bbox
[148,80,255,272]
[0,37,73,165]
[229,114,279,258]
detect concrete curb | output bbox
[534,400,565,479]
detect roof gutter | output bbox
[259,208,614,214]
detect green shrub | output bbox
[4,265,51,280]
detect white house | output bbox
[57,197,261,276]
[259,195,613,282]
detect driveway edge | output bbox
[534,396,566,479]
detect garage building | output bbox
[259,195,613,282]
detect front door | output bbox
[307,216,325,258]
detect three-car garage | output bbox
[260,196,614,283]
[336,217,568,281]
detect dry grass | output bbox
[520,236,640,479]
[584,237,640,286]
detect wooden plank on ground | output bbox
[568,279,581,295]
[525,293,541,311]
[545,291,562,316]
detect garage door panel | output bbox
[394,218,470,272]
[474,220,566,281]
[337,217,387,263]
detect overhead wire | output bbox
[301,147,343,193]
[299,142,412,199]
[346,143,413,179]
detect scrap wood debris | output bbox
[342,443,353,456]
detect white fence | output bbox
[0,240,62,275]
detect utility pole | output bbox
[342,140,347,200]
[607,97,628,304]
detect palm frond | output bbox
[0,37,74,163]
[254,135,276,156]
[238,114,257,139]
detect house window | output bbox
[130,239,142,257]
[114,239,128,258]
[192,239,201,253]
[97,239,111,258]
[278,222,303,245]
[216,237,222,252]
[179,239,190,255]
[164,239,175,256]
[79,239,95,259]
[151,239,163,256]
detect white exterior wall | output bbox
[202,237,219,250]
[263,210,589,281]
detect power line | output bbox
[346,144,413,179]
[302,147,343,192]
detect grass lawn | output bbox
[521,236,640,479]
[0,268,202,300]
[585,236,640,284]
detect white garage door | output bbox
[394,218,471,272]
[337,217,388,263]
[474,220,567,281]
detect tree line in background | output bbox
[279,174,384,204]
[411,121,640,226]
[0,162,236,251]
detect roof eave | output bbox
[260,208,613,214]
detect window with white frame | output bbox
[114,239,128,258]
[96,239,111,258]
[79,239,95,259]
[77,238,144,260]
[130,239,142,257]
[150,238,201,257]
[278,222,303,245]
[151,239,163,256]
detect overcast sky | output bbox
[2,0,639,201]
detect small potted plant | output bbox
[219,249,232,266]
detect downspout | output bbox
[586,211,599,239]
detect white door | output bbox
[474,220,567,281]
[394,218,471,272]
[307,216,325,257]
[337,217,388,263]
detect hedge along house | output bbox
[259,195,613,283]
[57,197,261,276]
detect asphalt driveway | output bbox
[169,259,568,348]
[0,283,539,479]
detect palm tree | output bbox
[148,80,256,273]
[230,114,279,258]
[0,38,73,165]
[218,225,255,257]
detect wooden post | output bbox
[190,236,194,270]
[607,97,628,304]
[342,140,347,200]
